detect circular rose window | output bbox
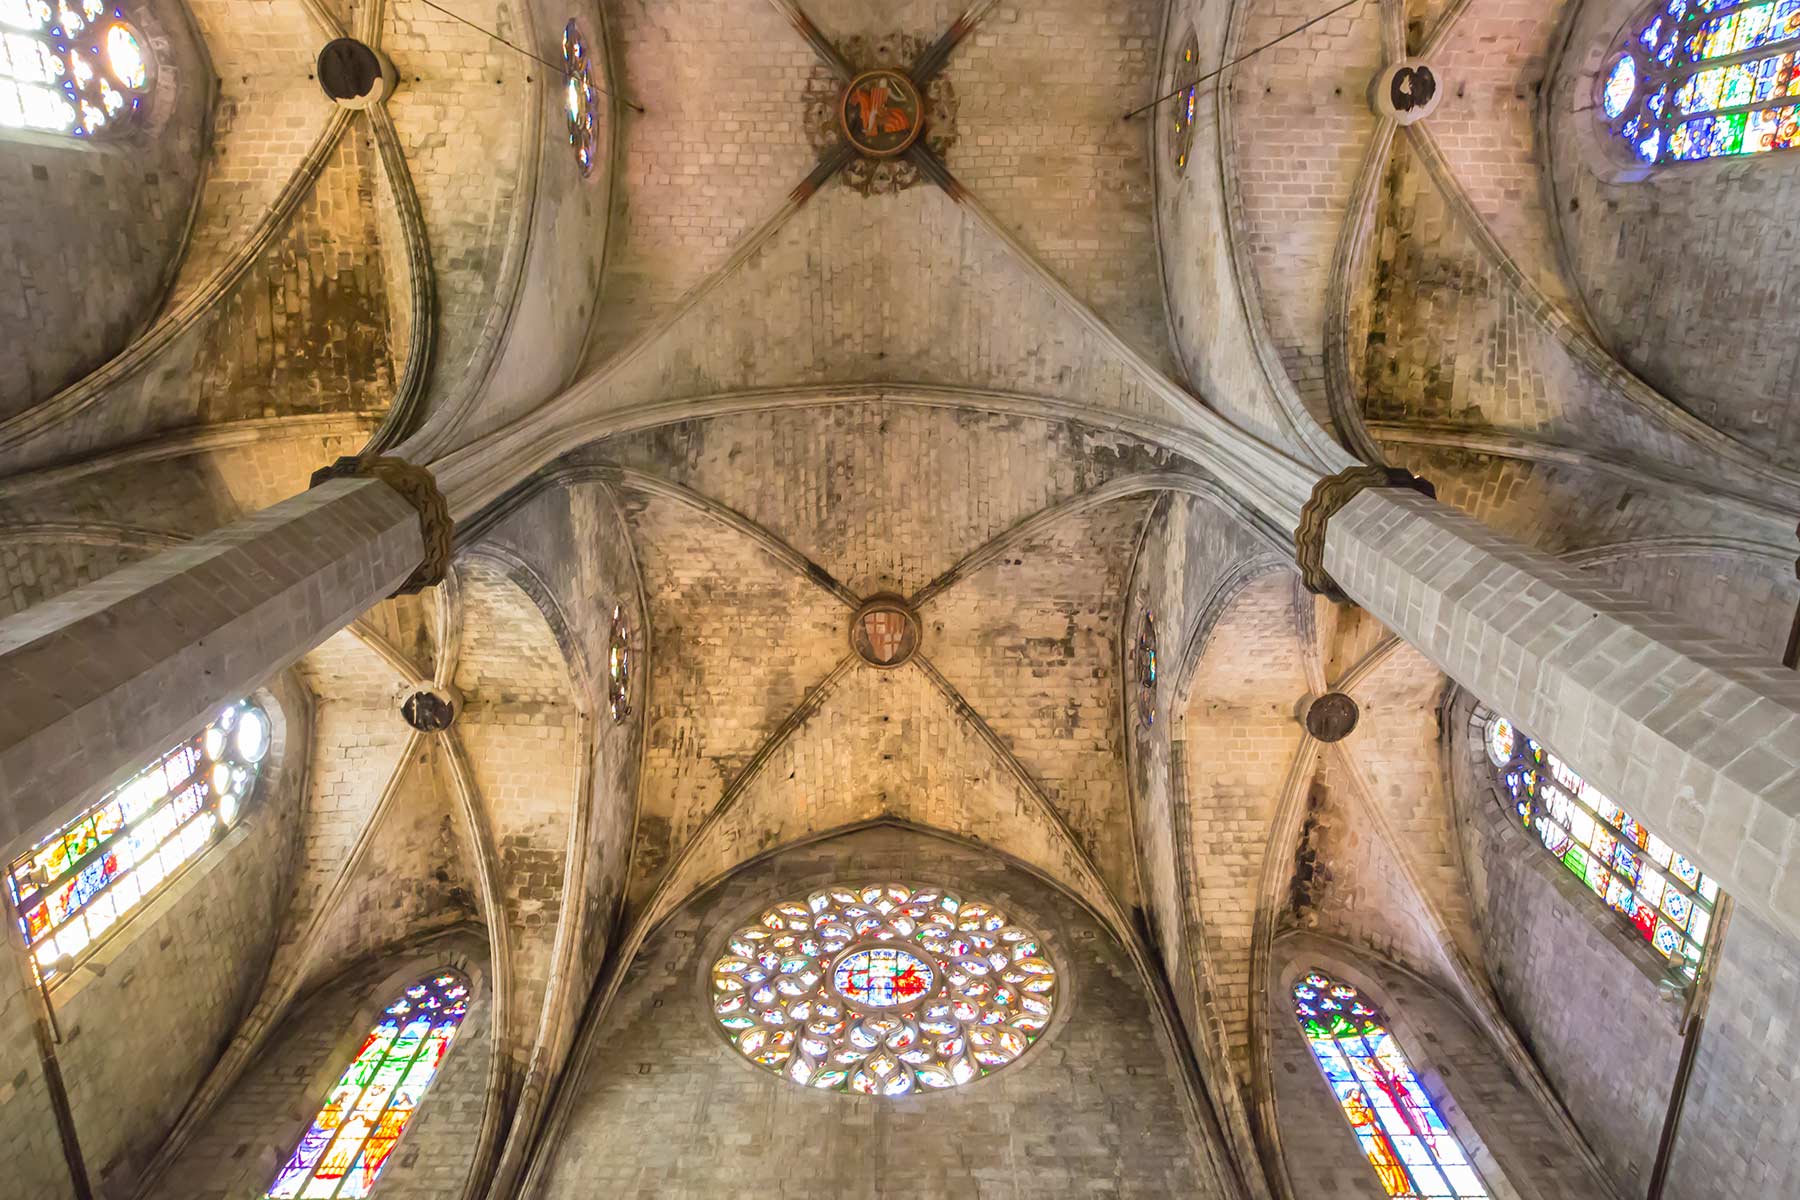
[709,882,1058,1096]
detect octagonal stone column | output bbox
[1319,483,1800,938]
[0,462,444,849]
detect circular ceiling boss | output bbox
[709,882,1059,1096]
[850,595,921,669]
[838,69,925,158]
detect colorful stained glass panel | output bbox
[710,882,1056,1095]
[1483,713,1720,978]
[9,701,268,981]
[266,972,470,1198]
[1602,0,1800,160]
[1294,972,1489,1198]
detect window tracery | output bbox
[563,19,598,176]
[8,700,269,981]
[266,970,471,1198]
[0,0,150,136]
[1600,0,1800,162]
[1135,610,1158,728]
[1170,32,1199,172]
[1484,714,1719,979]
[607,602,631,722]
[1294,971,1488,1199]
[709,882,1058,1096]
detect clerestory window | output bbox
[1483,713,1720,979]
[266,970,472,1198]
[0,0,152,136]
[8,700,270,982]
[1294,971,1489,1199]
[1600,0,1800,162]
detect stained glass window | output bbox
[563,19,597,176]
[1136,610,1158,728]
[1484,714,1720,979]
[1294,971,1489,1199]
[0,0,151,136]
[709,882,1058,1096]
[1171,33,1200,172]
[607,603,630,723]
[266,970,471,1198]
[1599,0,1800,162]
[8,700,269,982]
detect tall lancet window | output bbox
[266,971,472,1198]
[0,0,153,136]
[1600,0,1800,162]
[8,700,270,982]
[1293,972,1489,1199]
[1484,714,1720,979]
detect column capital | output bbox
[1294,465,1436,601]
[311,456,451,595]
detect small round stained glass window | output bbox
[709,882,1059,1096]
[1484,714,1514,767]
[105,25,148,90]
[1602,55,1635,120]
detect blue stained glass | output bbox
[1607,0,1800,160]
[1483,713,1720,978]
[1295,973,1487,1198]
[266,972,469,1198]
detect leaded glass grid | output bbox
[1294,971,1489,1199]
[607,602,631,723]
[1599,0,1800,162]
[563,19,598,176]
[709,882,1058,1096]
[266,970,471,1198]
[8,700,270,982]
[0,0,151,136]
[1484,714,1720,979]
[1171,32,1199,172]
[1136,610,1158,729]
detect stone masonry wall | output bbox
[532,824,1230,1198]
[1269,935,1601,1200]
[0,0,209,417]
[147,931,494,1200]
[0,673,307,1196]
[1549,0,1800,470]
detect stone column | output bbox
[1301,470,1800,940]
[0,458,450,849]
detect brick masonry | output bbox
[0,672,305,1194]
[0,0,208,418]
[531,824,1229,1198]
[1549,0,1800,470]
[145,932,495,1200]
[1268,935,1605,1200]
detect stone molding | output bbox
[311,455,451,594]
[1293,465,1435,600]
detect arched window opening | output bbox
[267,970,472,1198]
[1484,714,1720,979]
[1135,610,1158,728]
[563,19,598,176]
[0,0,153,137]
[1600,0,1800,163]
[1294,971,1489,1199]
[1170,32,1199,172]
[8,700,270,982]
[607,602,631,723]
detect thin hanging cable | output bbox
[1122,0,1368,122]
[411,0,647,113]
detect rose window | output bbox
[709,882,1059,1096]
